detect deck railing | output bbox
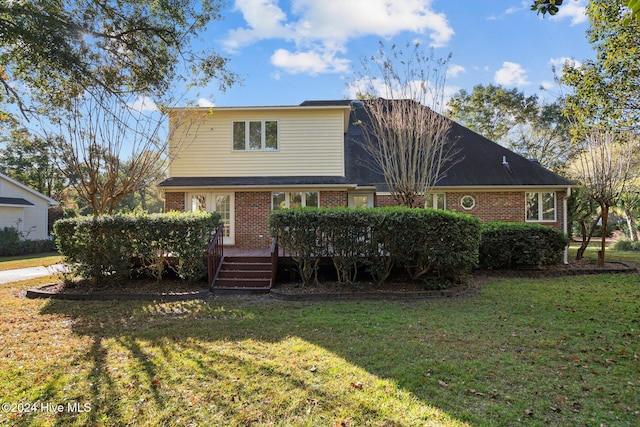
[270,238,279,287]
[207,224,224,289]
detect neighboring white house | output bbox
[0,172,59,240]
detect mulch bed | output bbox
[26,277,210,301]
[25,258,637,301]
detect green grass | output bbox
[0,273,638,426]
[568,241,640,264]
[0,252,63,271]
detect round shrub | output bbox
[479,222,569,270]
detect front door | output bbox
[188,192,235,245]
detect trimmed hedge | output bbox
[54,211,220,283]
[479,222,569,269]
[0,226,57,256]
[269,207,481,286]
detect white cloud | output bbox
[223,0,454,75]
[550,0,587,26]
[127,95,158,113]
[197,98,215,107]
[494,62,530,86]
[271,49,350,75]
[447,64,466,79]
[549,57,581,71]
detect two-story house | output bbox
[159,100,575,249]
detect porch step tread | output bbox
[225,256,271,263]
[218,270,271,278]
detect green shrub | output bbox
[612,239,640,251]
[0,226,57,256]
[269,207,481,286]
[53,211,220,284]
[479,222,569,270]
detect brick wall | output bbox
[320,190,348,207]
[167,189,566,249]
[375,191,565,231]
[445,191,565,231]
[235,191,272,248]
[165,192,186,212]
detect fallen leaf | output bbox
[332,418,352,427]
[350,381,363,390]
[151,379,160,385]
[550,406,561,413]
[524,409,533,416]
[310,365,317,372]
[438,380,449,388]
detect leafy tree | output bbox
[569,130,636,266]
[447,84,574,172]
[0,0,237,122]
[562,0,640,137]
[50,89,177,215]
[531,0,640,23]
[569,187,601,260]
[0,128,66,198]
[447,84,537,143]
[350,42,458,208]
[617,191,640,241]
[531,0,566,16]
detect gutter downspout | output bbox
[563,187,572,264]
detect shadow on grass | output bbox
[37,276,640,426]
[38,297,472,426]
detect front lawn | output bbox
[0,252,63,271]
[0,274,638,426]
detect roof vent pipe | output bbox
[502,156,513,174]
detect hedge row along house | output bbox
[160,99,576,289]
[160,99,575,249]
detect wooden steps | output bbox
[211,256,272,293]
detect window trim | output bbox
[460,195,476,210]
[425,192,446,210]
[271,191,320,210]
[232,120,279,151]
[526,191,557,222]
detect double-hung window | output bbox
[526,192,556,222]
[233,120,278,151]
[272,192,319,210]
[425,193,446,210]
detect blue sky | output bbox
[183,0,594,109]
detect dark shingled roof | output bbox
[160,99,575,190]
[346,100,575,190]
[0,197,34,206]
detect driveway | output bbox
[0,264,68,284]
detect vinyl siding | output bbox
[168,107,346,177]
[0,178,49,240]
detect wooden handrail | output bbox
[270,237,278,287]
[207,224,224,289]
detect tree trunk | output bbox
[575,214,600,261]
[598,203,608,267]
[624,207,638,241]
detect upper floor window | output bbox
[272,191,319,210]
[526,192,556,222]
[425,193,446,210]
[233,120,278,151]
